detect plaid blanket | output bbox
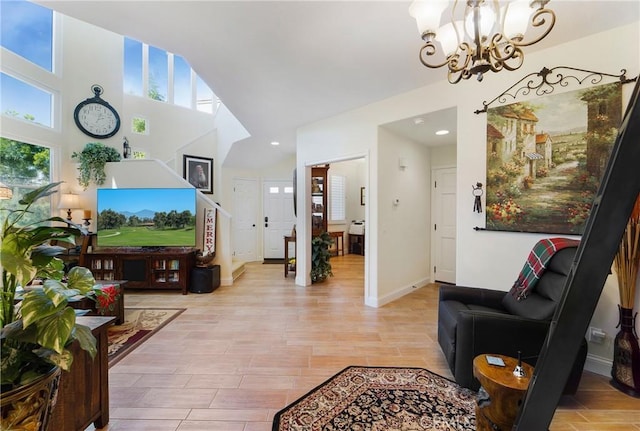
[510,238,580,301]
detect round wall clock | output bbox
[73,85,121,139]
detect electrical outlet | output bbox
[589,327,606,344]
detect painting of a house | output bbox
[486,82,622,234]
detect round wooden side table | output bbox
[473,354,534,431]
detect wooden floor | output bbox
[91,254,640,431]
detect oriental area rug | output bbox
[107,308,185,367]
[272,366,476,431]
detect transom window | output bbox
[124,37,218,114]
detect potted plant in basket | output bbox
[71,142,121,189]
[0,182,108,430]
[310,231,333,283]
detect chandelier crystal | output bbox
[409,0,556,84]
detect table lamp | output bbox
[58,193,80,221]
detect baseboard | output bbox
[367,277,431,308]
[584,353,613,377]
[221,276,234,286]
[231,260,246,282]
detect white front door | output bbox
[263,180,295,259]
[432,167,457,284]
[232,178,258,262]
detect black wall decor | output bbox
[474,66,636,114]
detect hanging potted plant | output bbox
[1,182,109,430]
[71,142,121,189]
[310,231,333,283]
[611,192,640,397]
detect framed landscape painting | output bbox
[485,82,622,234]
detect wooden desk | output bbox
[328,231,344,256]
[284,235,296,277]
[473,354,533,431]
[50,316,114,431]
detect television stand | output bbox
[85,248,196,294]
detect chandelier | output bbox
[409,0,556,84]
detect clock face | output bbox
[74,101,120,138]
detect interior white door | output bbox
[232,178,258,262]
[432,167,457,284]
[263,180,295,259]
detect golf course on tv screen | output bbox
[97,188,196,247]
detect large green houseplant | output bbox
[1,182,101,429]
[310,231,333,283]
[71,142,121,189]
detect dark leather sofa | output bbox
[437,246,587,394]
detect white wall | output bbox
[430,144,457,168]
[296,21,640,374]
[377,128,432,304]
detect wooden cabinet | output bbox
[311,165,329,236]
[49,316,114,431]
[88,255,116,281]
[85,249,196,294]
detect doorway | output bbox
[263,180,295,259]
[232,178,258,262]
[432,167,457,284]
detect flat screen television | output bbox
[96,188,196,247]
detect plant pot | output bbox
[611,306,640,397]
[311,275,327,283]
[0,366,61,431]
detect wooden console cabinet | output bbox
[49,316,114,431]
[86,249,196,294]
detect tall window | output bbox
[123,38,143,96]
[1,0,53,72]
[0,138,52,222]
[196,76,214,114]
[330,175,346,222]
[174,55,192,108]
[1,73,53,127]
[148,46,168,102]
[1,0,56,128]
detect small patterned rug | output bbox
[272,366,476,431]
[107,308,185,367]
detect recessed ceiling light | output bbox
[270,141,280,146]
[413,117,425,125]
[435,129,450,136]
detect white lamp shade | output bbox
[58,193,80,209]
[502,0,533,38]
[438,21,463,56]
[464,0,497,40]
[409,0,449,36]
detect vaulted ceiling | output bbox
[39,1,640,169]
